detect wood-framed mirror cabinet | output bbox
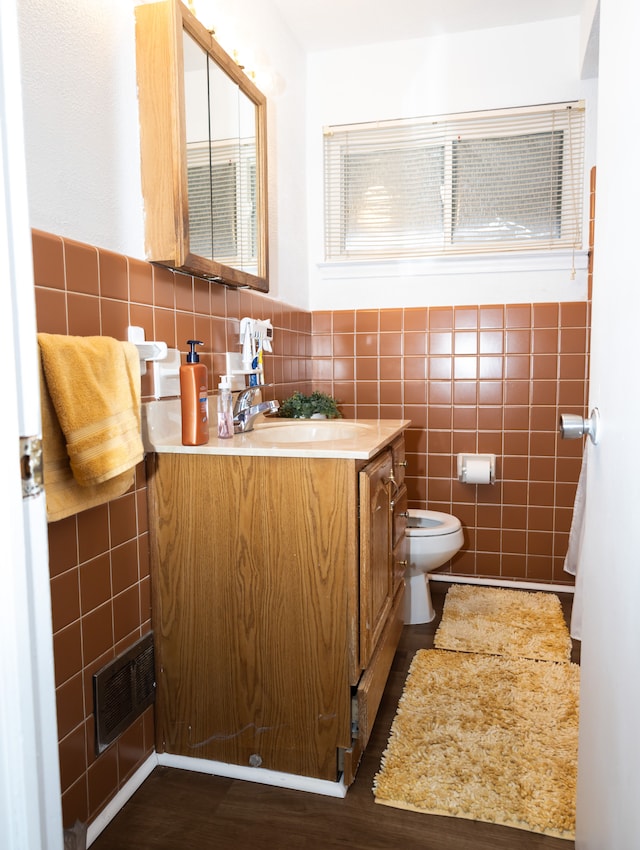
[135,0,269,292]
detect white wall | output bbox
[17,0,145,260]
[580,0,600,78]
[306,16,593,310]
[16,0,308,308]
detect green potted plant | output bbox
[278,390,342,419]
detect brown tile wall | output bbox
[312,304,589,585]
[32,229,312,829]
[33,228,588,828]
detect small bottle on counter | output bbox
[217,375,234,439]
[180,339,209,446]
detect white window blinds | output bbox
[323,102,585,261]
[187,141,257,267]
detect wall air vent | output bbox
[93,632,155,754]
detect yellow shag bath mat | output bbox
[434,585,573,663]
[373,649,579,839]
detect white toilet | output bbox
[404,509,464,624]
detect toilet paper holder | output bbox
[559,408,600,445]
[457,453,496,484]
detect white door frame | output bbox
[0,0,63,847]
[575,1,640,846]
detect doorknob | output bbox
[559,408,600,445]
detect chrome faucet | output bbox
[233,385,263,419]
[233,386,280,433]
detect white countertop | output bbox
[143,398,410,460]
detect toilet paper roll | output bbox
[462,457,493,484]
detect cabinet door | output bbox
[359,450,393,668]
[149,453,354,781]
[135,0,268,291]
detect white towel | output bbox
[564,448,588,640]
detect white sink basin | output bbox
[251,420,375,444]
[143,398,409,459]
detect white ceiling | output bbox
[271,0,584,52]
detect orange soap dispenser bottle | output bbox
[180,339,209,446]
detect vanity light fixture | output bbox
[186,0,256,77]
[186,0,215,33]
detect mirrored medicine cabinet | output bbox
[135,0,269,292]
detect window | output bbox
[323,102,585,262]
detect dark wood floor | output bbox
[92,583,579,850]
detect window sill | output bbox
[317,249,588,280]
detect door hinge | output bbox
[20,435,44,499]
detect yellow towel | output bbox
[39,357,137,522]
[38,334,144,491]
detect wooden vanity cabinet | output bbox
[147,435,406,786]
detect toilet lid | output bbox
[406,510,462,537]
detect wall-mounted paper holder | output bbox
[457,453,496,484]
[127,326,168,375]
[559,408,600,445]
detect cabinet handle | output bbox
[395,460,408,468]
[384,469,400,498]
[398,511,410,519]
[396,560,408,567]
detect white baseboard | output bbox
[157,752,347,798]
[428,573,575,594]
[86,749,346,846]
[86,754,158,846]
